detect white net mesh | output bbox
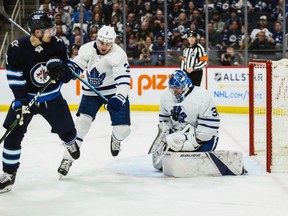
[251,59,288,172]
[271,59,288,172]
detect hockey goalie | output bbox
[148,70,245,177]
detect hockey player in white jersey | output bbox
[150,69,220,170]
[57,25,131,177]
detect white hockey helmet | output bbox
[97,25,116,43]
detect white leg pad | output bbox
[63,114,93,160]
[148,122,170,170]
[112,125,131,141]
[162,150,245,177]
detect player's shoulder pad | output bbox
[161,89,174,102]
[8,36,28,49]
[78,41,95,55]
[190,86,213,103]
[108,44,128,64]
[51,36,66,48]
[192,86,209,95]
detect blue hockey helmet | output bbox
[168,70,192,103]
[28,10,55,33]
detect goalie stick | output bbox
[0,79,53,145]
[0,1,108,103]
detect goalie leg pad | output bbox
[149,122,170,170]
[148,122,169,154]
[162,150,245,177]
[152,144,165,170]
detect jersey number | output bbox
[211,107,219,117]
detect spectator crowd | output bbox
[40,0,287,66]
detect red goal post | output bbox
[249,59,288,173]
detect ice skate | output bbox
[0,172,16,193]
[65,141,80,160]
[110,134,121,157]
[58,159,73,179]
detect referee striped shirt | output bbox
[180,43,207,71]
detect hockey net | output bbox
[249,59,288,173]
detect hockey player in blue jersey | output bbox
[0,11,80,193]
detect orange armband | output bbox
[199,56,208,61]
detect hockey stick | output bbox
[0,0,30,35]
[72,71,108,103]
[0,79,53,144]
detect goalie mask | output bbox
[28,10,55,33]
[168,70,192,103]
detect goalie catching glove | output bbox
[166,125,201,152]
[46,57,65,81]
[107,94,126,111]
[12,99,31,125]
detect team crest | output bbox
[171,106,187,123]
[30,62,50,87]
[87,68,106,87]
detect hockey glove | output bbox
[12,99,31,125]
[166,133,186,151]
[182,125,201,151]
[107,94,126,111]
[47,57,65,81]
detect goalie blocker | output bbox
[162,150,245,177]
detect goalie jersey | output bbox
[6,36,73,102]
[159,86,220,142]
[72,42,130,98]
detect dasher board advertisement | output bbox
[1,67,255,113]
[206,66,255,113]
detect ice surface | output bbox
[0,112,288,216]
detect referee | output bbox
[180,30,208,86]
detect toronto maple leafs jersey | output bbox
[159,86,220,142]
[72,42,130,97]
[6,36,72,102]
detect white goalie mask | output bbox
[97,25,116,44]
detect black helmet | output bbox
[187,30,197,38]
[28,10,55,33]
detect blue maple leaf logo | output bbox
[87,68,106,87]
[171,106,186,123]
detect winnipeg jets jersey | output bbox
[72,42,130,97]
[6,36,70,102]
[159,86,220,142]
